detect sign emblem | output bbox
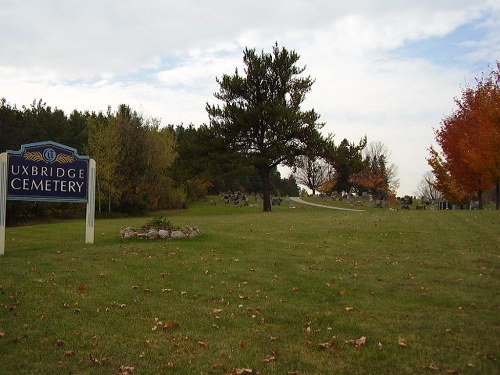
[43,148,57,163]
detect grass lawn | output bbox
[0,198,499,374]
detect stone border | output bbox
[120,226,201,239]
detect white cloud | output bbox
[1,0,499,195]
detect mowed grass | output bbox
[0,199,498,374]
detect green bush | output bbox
[140,216,179,232]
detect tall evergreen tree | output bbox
[206,43,326,211]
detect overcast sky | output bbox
[1,0,499,196]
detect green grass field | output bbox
[1,198,499,374]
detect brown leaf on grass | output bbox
[338,289,347,295]
[56,339,67,346]
[0,332,5,338]
[318,342,332,350]
[64,350,75,356]
[197,341,209,348]
[117,365,135,375]
[308,265,322,271]
[398,338,408,347]
[88,354,109,364]
[77,284,86,294]
[287,372,299,375]
[346,336,367,349]
[345,306,353,312]
[263,350,278,362]
[162,321,179,331]
[355,336,367,348]
[239,295,250,300]
[424,362,439,371]
[227,369,255,375]
[239,340,247,348]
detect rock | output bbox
[188,226,201,237]
[170,230,186,239]
[147,230,159,239]
[158,230,169,239]
[123,230,137,239]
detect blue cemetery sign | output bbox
[7,141,89,203]
[0,141,96,255]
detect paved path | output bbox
[289,197,365,212]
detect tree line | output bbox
[0,99,299,223]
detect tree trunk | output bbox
[478,189,483,210]
[97,178,102,214]
[260,167,272,212]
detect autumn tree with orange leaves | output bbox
[428,62,500,209]
[351,141,399,200]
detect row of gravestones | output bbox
[120,226,201,239]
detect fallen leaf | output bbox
[118,365,135,375]
[197,341,209,348]
[0,332,5,338]
[56,339,67,346]
[88,354,100,364]
[338,289,347,295]
[64,350,75,356]
[318,342,331,350]
[398,338,408,347]
[355,336,367,348]
[227,369,254,375]
[239,295,250,300]
[162,321,179,331]
[88,354,109,364]
[345,306,353,312]
[167,362,174,368]
[263,350,277,362]
[239,340,247,348]
[424,363,439,371]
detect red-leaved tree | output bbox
[428,62,500,209]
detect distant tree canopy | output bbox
[206,43,327,211]
[428,62,500,208]
[1,97,300,222]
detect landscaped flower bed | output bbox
[119,216,201,239]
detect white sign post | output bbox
[0,142,95,255]
[0,152,7,256]
[86,159,96,244]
